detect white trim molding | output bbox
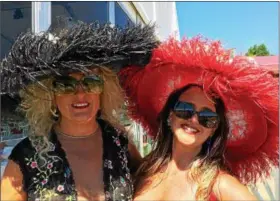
[131,2,150,24]
[32,2,51,33]
[117,2,137,24]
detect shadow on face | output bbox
[169,86,218,149]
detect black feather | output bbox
[1,17,159,95]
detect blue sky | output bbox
[176,2,279,55]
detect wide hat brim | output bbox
[1,17,159,96]
[119,37,279,184]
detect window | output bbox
[115,2,134,28]
[1,2,31,143]
[51,2,108,24]
[1,1,32,59]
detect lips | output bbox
[71,102,90,109]
[181,123,200,134]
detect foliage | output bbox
[245,44,270,56]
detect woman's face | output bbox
[54,72,101,123]
[169,86,218,148]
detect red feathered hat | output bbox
[119,36,279,184]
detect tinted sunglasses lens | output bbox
[53,76,77,94]
[173,102,194,119]
[82,75,104,93]
[198,111,219,128]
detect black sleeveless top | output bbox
[8,119,133,201]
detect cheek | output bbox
[169,113,181,130]
[87,94,100,108]
[55,96,72,112]
[202,128,215,139]
[208,127,217,137]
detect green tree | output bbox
[245,44,270,56]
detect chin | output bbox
[72,117,94,123]
[175,130,198,146]
[177,138,197,147]
[70,112,96,122]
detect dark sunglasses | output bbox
[53,75,104,95]
[172,101,220,128]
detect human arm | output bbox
[1,160,27,201]
[212,173,258,201]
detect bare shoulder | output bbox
[212,172,257,201]
[1,159,26,201]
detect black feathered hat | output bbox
[1,17,159,96]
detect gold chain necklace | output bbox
[55,125,100,139]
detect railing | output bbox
[0,120,29,142]
[1,119,29,178]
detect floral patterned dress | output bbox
[8,119,133,201]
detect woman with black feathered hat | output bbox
[0,18,158,201]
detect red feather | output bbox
[119,36,279,184]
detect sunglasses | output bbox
[172,101,220,128]
[53,75,104,95]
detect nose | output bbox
[75,84,86,96]
[190,113,200,124]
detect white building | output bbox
[1,1,179,59]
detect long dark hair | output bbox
[134,84,229,198]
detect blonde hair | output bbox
[19,66,126,165]
[187,160,220,200]
[98,67,126,128]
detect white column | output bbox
[32,2,51,33]
[108,1,115,26]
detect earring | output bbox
[50,106,59,119]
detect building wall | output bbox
[0,1,179,60]
[0,2,32,59]
[133,2,180,40]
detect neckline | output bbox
[49,118,110,200]
[55,125,101,139]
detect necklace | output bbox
[55,125,100,139]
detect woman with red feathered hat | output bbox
[119,36,279,200]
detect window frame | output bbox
[2,1,148,36]
[116,2,136,24]
[32,2,51,33]
[30,1,147,33]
